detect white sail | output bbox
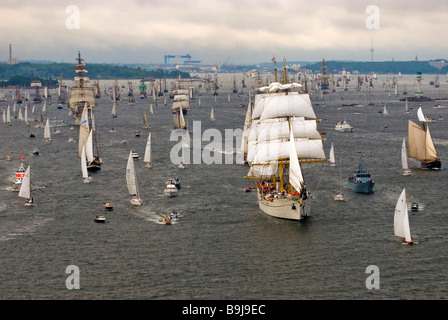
[78,103,89,158]
[394,188,412,243]
[6,105,11,124]
[240,102,252,153]
[126,150,139,196]
[256,117,321,143]
[210,108,215,121]
[2,109,5,123]
[24,105,28,123]
[44,118,51,140]
[329,142,336,166]
[289,123,305,195]
[85,130,94,163]
[111,95,117,117]
[150,103,154,114]
[81,146,89,179]
[251,138,326,164]
[179,104,186,128]
[18,165,31,199]
[144,132,152,164]
[401,137,411,175]
[405,99,409,113]
[252,92,317,120]
[417,107,426,122]
[383,105,388,116]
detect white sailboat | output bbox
[6,105,12,125]
[394,188,414,245]
[149,103,154,114]
[18,165,34,206]
[404,98,410,114]
[81,146,92,183]
[126,150,143,205]
[44,118,52,143]
[144,132,153,168]
[329,142,336,166]
[111,93,117,117]
[245,59,326,220]
[210,107,215,121]
[383,104,388,116]
[333,157,345,201]
[401,137,412,176]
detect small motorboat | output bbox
[333,192,345,201]
[103,202,114,211]
[164,182,178,197]
[178,161,185,169]
[5,155,13,161]
[94,215,106,223]
[132,149,138,160]
[32,149,40,156]
[411,202,419,212]
[245,186,253,192]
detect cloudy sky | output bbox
[1,0,447,66]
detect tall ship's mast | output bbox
[244,58,327,220]
[68,51,96,125]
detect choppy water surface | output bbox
[1,74,448,299]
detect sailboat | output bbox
[329,142,336,166]
[143,110,149,128]
[18,165,34,206]
[144,132,153,168]
[383,104,388,116]
[126,150,143,205]
[408,107,441,170]
[81,146,92,183]
[210,107,215,121]
[111,91,117,117]
[404,98,410,114]
[394,188,414,245]
[244,58,326,220]
[44,118,52,143]
[401,137,412,176]
[78,103,101,171]
[6,105,12,126]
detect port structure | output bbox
[164,53,201,70]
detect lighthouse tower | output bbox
[415,72,423,98]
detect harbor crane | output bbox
[164,53,201,70]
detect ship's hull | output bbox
[420,159,441,170]
[347,180,375,193]
[257,190,310,220]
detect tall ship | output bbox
[68,51,96,125]
[408,107,441,170]
[244,58,327,220]
[171,90,190,129]
[347,153,375,193]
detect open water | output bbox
[1,73,447,300]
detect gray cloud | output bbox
[1,0,447,64]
